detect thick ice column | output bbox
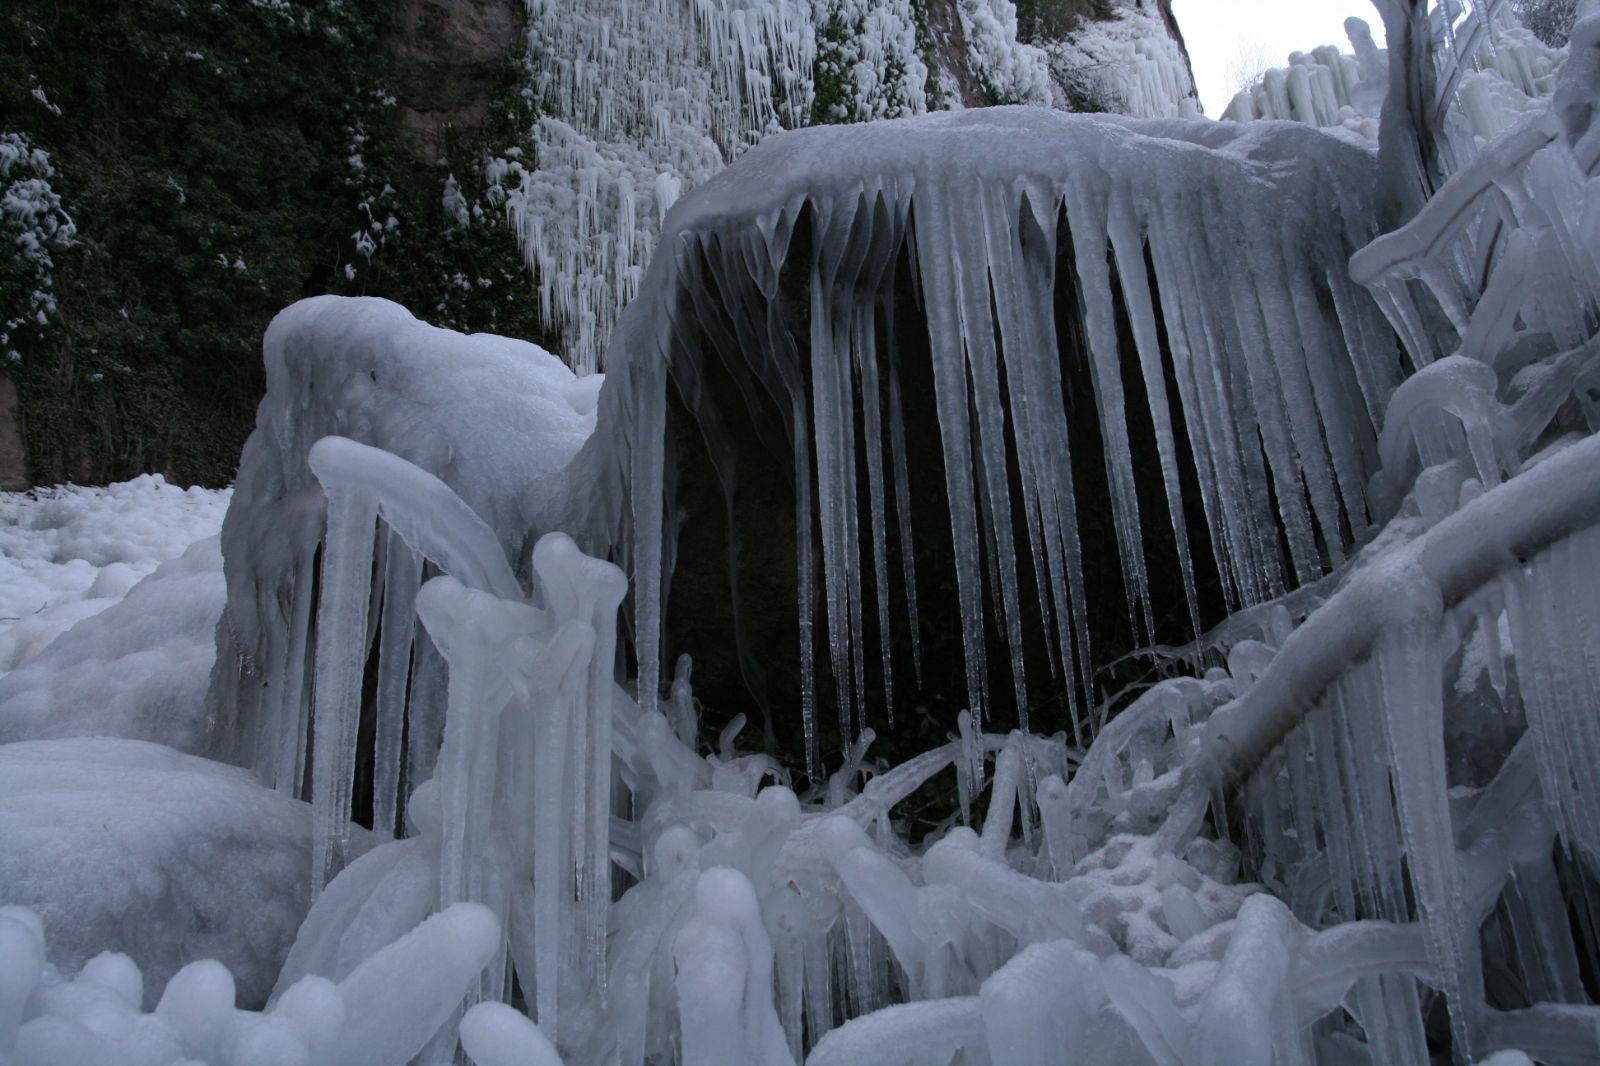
[309,482,380,893]
[373,528,422,839]
[673,866,795,1066]
[531,532,629,998]
[1372,565,1476,1057]
[1191,894,1299,1066]
[979,940,1104,1065]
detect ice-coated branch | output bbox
[1163,431,1600,846]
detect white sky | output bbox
[1170,0,1378,116]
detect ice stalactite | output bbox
[304,437,626,1042]
[307,480,380,890]
[578,107,1397,748]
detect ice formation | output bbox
[576,105,1398,761]
[0,901,500,1066]
[207,297,596,836]
[7,3,1600,1066]
[1223,2,1565,154]
[1042,0,1199,118]
[497,0,1194,372]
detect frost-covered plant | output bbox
[1515,0,1581,44]
[0,132,74,364]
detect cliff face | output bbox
[381,0,1194,163]
[385,0,524,164]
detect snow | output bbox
[0,475,229,673]
[0,536,225,753]
[1,131,75,362]
[0,737,362,1010]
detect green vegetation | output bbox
[1,0,546,486]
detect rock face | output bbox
[0,375,26,490]
[385,0,524,164]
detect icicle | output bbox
[1373,567,1475,1058]
[886,343,922,689]
[309,484,380,894]
[372,527,422,839]
[1106,188,1201,638]
[913,175,990,719]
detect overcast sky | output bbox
[1170,0,1379,116]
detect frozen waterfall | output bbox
[574,107,1401,768]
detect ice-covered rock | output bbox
[572,105,1394,763]
[207,296,597,796]
[0,737,369,1009]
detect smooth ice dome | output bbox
[0,737,364,1009]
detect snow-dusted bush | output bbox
[0,132,73,365]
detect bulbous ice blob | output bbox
[652,825,701,879]
[155,959,235,1058]
[270,975,344,1058]
[460,1001,565,1066]
[219,1011,311,1066]
[406,778,443,838]
[78,951,143,1010]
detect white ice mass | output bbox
[4,1,1600,1064]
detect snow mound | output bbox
[0,536,224,753]
[208,296,597,787]
[0,737,369,1010]
[0,475,229,673]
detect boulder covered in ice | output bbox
[0,737,369,1009]
[207,295,599,777]
[573,105,1394,766]
[0,536,225,753]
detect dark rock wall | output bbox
[385,0,525,165]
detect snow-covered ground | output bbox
[0,475,230,674]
